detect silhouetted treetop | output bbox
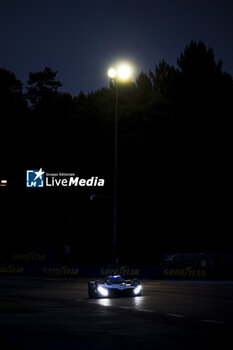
[177,40,233,95]
[1,40,232,147]
[0,67,27,135]
[0,68,25,107]
[174,40,233,131]
[177,40,217,74]
[26,67,62,108]
[149,59,179,101]
[136,71,153,96]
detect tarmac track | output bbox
[0,277,233,350]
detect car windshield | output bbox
[105,276,124,284]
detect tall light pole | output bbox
[108,64,132,265]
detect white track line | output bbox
[201,319,226,325]
[86,301,227,325]
[167,313,185,318]
[139,309,155,313]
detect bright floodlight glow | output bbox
[108,68,117,78]
[117,65,131,80]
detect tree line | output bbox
[1,39,232,197]
[1,40,232,154]
[1,40,232,260]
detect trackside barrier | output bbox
[0,264,233,280]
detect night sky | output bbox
[1,0,233,95]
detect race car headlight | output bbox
[133,285,142,295]
[97,286,109,297]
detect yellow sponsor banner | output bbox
[164,267,206,278]
[100,266,140,277]
[12,252,46,262]
[0,264,24,274]
[43,266,79,276]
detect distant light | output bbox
[0,179,7,187]
[107,63,133,80]
[108,68,117,78]
[117,65,131,80]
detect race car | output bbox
[88,275,142,298]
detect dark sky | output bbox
[1,0,233,96]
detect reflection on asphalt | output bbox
[94,295,145,310]
[97,298,112,307]
[1,278,233,350]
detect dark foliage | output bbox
[1,41,232,264]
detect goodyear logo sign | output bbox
[164,267,206,278]
[100,266,140,277]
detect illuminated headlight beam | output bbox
[133,285,142,295]
[97,286,109,297]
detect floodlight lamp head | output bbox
[117,65,131,80]
[108,68,117,78]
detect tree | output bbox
[136,71,153,96]
[0,67,27,132]
[177,40,217,77]
[176,40,233,128]
[177,40,233,101]
[26,66,62,109]
[0,68,28,175]
[149,59,179,101]
[0,67,26,113]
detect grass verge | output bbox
[0,298,35,313]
